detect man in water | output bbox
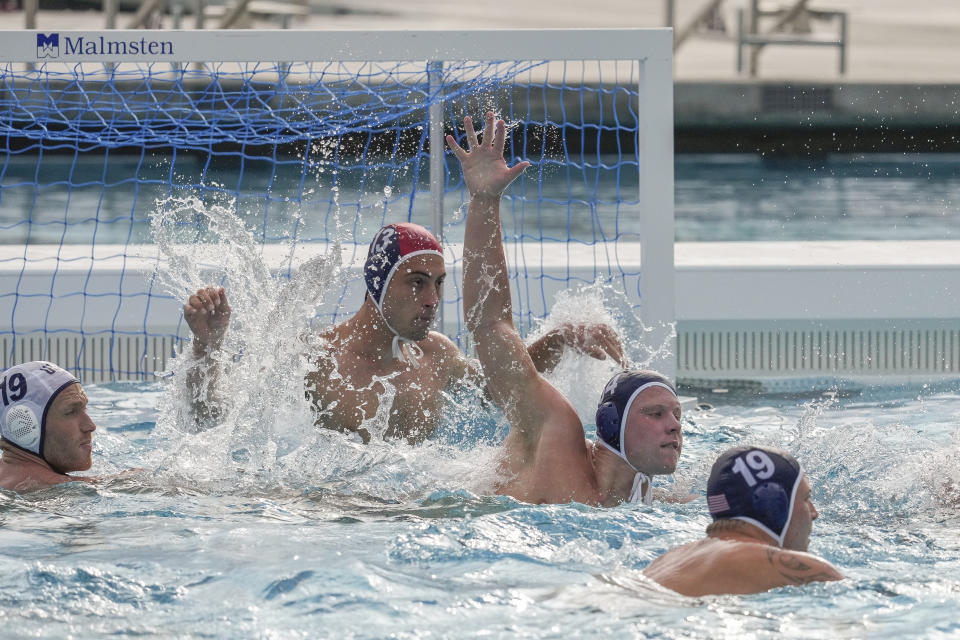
[0,361,98,491]
[447,112,682,505]
[644,445,843,596]
[185,226,623,443]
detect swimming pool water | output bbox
[2,153,959,245]
[1,373,958,638]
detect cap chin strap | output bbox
[628,470,652,505]
[368,250,443,366]
[390,334,423,366]
[598,439,651,505]
[599,437,637,470]
[372,301,423,366]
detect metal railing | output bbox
[737,1,847,76]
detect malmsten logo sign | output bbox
[36,33,175,58]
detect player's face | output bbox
[783,476,818,552]
[42,383,96,473]
[622,386,682,475]
[381,254,445,341]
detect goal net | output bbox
[0,29,674,381]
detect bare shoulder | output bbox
[0,468,69,492]
[421,331,471,377]
[304,325,342,355]
[645,538,842,597]
[302,328,341,381]
[717,541,842,590]
[420,331,461,355]
[308,326,339,350]
[758,545,844,586]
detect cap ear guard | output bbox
[3,405,41,450]
[362,223,444,363]
[751,481,789,527]
[595,401,621,452]
[595,370,677,463]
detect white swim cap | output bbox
[0,361,79,459]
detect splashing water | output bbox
[529,281,675,428]
[144,190,683,501]
[148,194,344,488]
[144,193,509,499]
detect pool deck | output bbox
[4,0,958,82]
[2,0,958,152]
[5,241,960,384]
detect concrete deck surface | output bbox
[1,0,958,83]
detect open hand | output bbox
[184,286,231,351]
[446,111,531,198]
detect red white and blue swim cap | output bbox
[363,223,443,361]
[706,445,804,547]
[595,369,677,463]
[0,361,79,459]
[364,223,443,308]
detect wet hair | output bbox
[705,518,754,536]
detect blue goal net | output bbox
[0,32,666,382]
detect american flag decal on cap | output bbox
[707,494,730,514]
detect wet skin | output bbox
[306,254,471,443]
[186,263,625,444]
[620,386,683,476]
[0,382,98,491]
[42,383,97,473]
[644,476,841,596]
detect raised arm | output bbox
[449,114,605,503]
[446,114,532,413]
[183,286,231,426]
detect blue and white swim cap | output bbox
[0,361,78,459]
[595,369,677,463]
[706,445,804,547]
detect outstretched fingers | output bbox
[464,115,480,149]
[445,134,467,160]
[564,323,626,366]
[492,117,507,154]
[482,111,495,146]
[505,160,532,183]
[594,325,625,366]
[448,112,530,197]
